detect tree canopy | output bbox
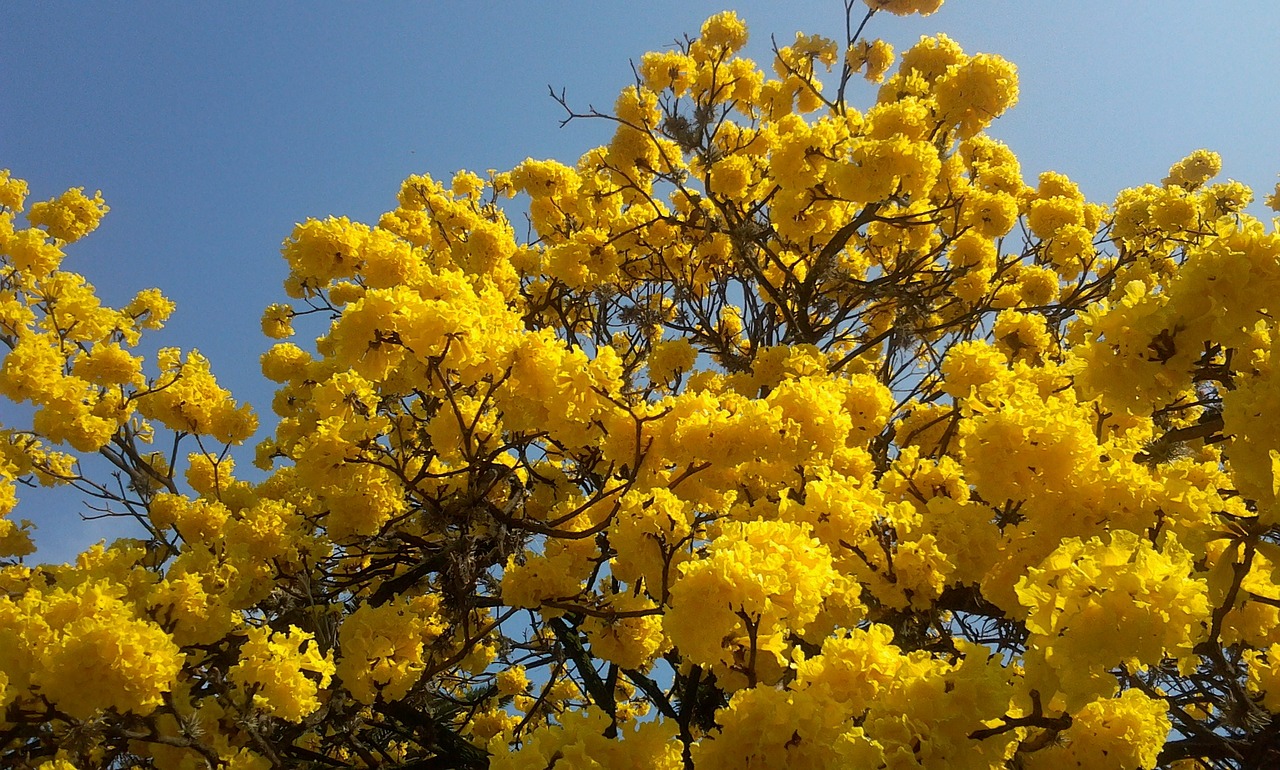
[3,1,1280,767]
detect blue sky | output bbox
[4,1,1279,562]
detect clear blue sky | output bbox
[4,1,1279,562]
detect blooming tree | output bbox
[3,1,1280,768]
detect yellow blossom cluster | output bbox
[0,574,183,720]
[336,593,448,703]
[229,625,334,722]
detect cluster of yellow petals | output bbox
[229,625,335,722]
[336,593,448,704]
[0,575,183,720]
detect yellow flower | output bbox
[496,665,530,697]
[1025,690,1172,770]
[72,342,144,388]
[230,625,334,722]
[1265,180,1280,211]
[962,189,1019,237]
[0,170,30,211]
[260,303,295,339]
[665,519,837,670]
[696,11,749,56]
[847,39,895,83]
[337,595,444,704]
[864,0,944,16]
[1163,148,1222,190]
[647,337,698,384]
[1015,531,1209,707]
[29,580,184,720]
[137,348,258,442]
[124,287,176,329]
[582,594,668,671]
[28,186,109,242]
[280,215,368,289]
[709,154,757,202]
